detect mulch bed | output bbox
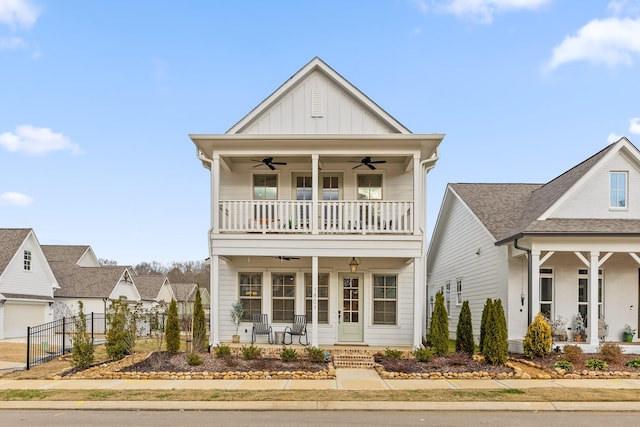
[375,352,513,375]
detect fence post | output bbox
[91,312,94,341]
[62,317,66,355]
[26,326,31,370]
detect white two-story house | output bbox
[191,57,444,348]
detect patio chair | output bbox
[251,313,274,344]
[283,314,309,345]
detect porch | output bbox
[509,339,640,355]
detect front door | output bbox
[338,273,364,342]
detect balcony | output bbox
[218,200,414,234]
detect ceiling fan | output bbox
[251,157,287,170]
[350,156,387,170]
[275,256,300,261]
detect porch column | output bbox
[312,256,319,347]
[210,255,219,346]
[588,251,599,346]
[413,257,423,349]
[412,154,420,235]
[212,154,220,234]
[530,250,541,324]
[311,154,319,235]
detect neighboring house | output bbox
[191,57,444,348]
[135,275,174,309]
[169,283,210,330]
[42,245,140,322]
[427,137,640,352]
[0,229,58,338]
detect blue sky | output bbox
[2,0,640,265]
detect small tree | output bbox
[192,287,207,352]
[105,297,138,361]
[148,302,167,351]
[455,300,474,355]
[165,299,181,354]
[429,289,449,355]
[479,298,492,351]
[71,301,94,369]
[482,298,508,365]
[523,312,552,358]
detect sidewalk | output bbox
[1,369,640,411]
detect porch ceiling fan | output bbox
[251,157,287,170]
[275,256,300,261]
[350,156,387,170]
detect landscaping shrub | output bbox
[192,287,207,353]
[585,358,608,371]
[598,342,623,364]
[165,299,181,354]
[552,360,574,372]
[482,298,508,365]
[383,347,403,359]
[305,346,325,363]
[562,345,585,365]
[241,344,261,360]
[413,346,434,362]
[429,289,449,356]
[455,300,474,355]
[280,346,298,362]
[214,344,231,357]
[479,298,493,351]
[626,358,640,368]
[187,352,203,366]
[105,297,140,361]
[523,312,552,358]
[72,301,94,369]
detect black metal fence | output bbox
[26,313,106,370]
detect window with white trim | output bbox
[373,274,397,325]
[272,273,295,322]
[445,281,451,315]
[253,174,278,200]
[578,269,604,326]
[239,273,262,321]
[610,171,627,208]
[456,278,463,306]
[357,174,382,200]
[540,268,553,318]
[305,273,329,324]
[23,250,31,271]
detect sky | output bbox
[2,0,640,266]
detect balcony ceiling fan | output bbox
[251,157,287,170]
[350,156,387,170]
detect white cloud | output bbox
[0,125,81,155]
[608,133,623,143]
[630,117,640,134]
[0,191,33,206]
[545,17,640,70]
[0,35,26,50]
[608,0,640,16]
[418,0,551,24]
[0,0,40,29]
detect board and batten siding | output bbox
[238,70,396,135]
[428,192,507,340]
[552,154,640,219]
[0,233,56,298]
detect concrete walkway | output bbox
[0,369,640,411]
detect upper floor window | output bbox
[23,250,32,270]
[610,172,627,208]
[357,175,382,200]
[254,174,278,200]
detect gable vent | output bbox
[311,90,323,118]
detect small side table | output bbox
[274,331,285,344]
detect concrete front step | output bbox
[333,353,375,369]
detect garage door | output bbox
[4,302,47,338]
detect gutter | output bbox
[513,239,532,324]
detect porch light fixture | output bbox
[349,257,360,273]
[520,291,526,306]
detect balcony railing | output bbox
[219,200,413,234]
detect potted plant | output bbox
[230,300,244,343]
[546,315,567,341]
[623,324,636,342]
[573,312,585,342]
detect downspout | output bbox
[513,238,532,324]
[420,148,439,340]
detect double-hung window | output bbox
[239,273,262,321]
[445,281,451,315]
[578,269,604,326]
[373,274,397,325]
[456,278,463,306]
[540,268,553,318]
[272,273,295,322]
[305,273,329,324]
[610,171,627,208]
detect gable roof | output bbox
[51,263,134,298]
[449,138,640,244]
[170,282,198,302]
[135,275,169,301]
[41,245,92,265]
[0,228,31,275]
[227,56,411,135]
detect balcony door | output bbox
[338,273,364,342]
